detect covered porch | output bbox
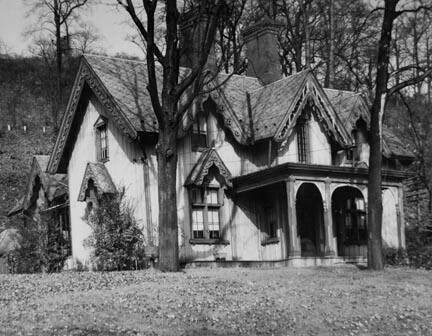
[232,162,407,263]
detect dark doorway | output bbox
[332,187,367,257]
[296,183,325,257]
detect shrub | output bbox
[84,189,146,271]
[406,224,432,270]
[7,217,47,273]
[6,212,70,273]
[383,247,409,267]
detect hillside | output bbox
[0,56,78,228]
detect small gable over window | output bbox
[94,116,109,162]
[78,162,116,202]
[185,149,232,188]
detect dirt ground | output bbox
[0,265,431,336]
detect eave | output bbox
[232,162,411,194]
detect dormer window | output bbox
[95,117,109,162]
[296,119,309,163]
[192,114,207,151]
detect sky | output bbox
[0,0,143,57]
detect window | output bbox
[344,197,367,244]
[95,118,109,161]
[346,149,354,161]
[261,205,278,245]
[190,183,222,241]
[296,120,309,163]
[191,114,207,151]
[84,179,98,220]
[58,209,72,256]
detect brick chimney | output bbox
[243,17,282,85]
[179,8,216,71]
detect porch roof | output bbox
[232,162,410,193]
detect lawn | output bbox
[0,266,431,336]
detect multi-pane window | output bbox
[297,121,309,163]
[97,124,108,161]
[192,209,204,239]
[190,184,222,240]
[208,209,220,238]
[344,197,367,244]
[191,114,207,151]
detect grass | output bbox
[0,265,431,335]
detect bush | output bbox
[84,189,146,271]
[6,212,70,273]
[406,224,432,270]
[383,247,409,267]
[7,218,47,273]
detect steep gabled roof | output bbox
[78,162,117,201]
[85,55,160,133]
[325,89,370,134]
[382,125,414,159]
[48,54,412,174]
[8,155,68,217]
[249,71,309,140]
[47,56,142,173]
[326,89,414,159]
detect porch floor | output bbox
[183,256,367,269]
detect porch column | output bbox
[323,178,336,256]
[286,177,301,256]
[397,185,406,249]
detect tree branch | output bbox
[388,68,432,96]
[396,5,432,17]
[117,0,165,65]
[142,0,164,127]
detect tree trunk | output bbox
[54,0,62,131]
[156,127,179,272]
[427,37,431,103]
[367,0,399,270]
[325,0,335,88]
[394,26,400,87]
[302,0,311,68]
[412,17,422,95]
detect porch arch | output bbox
[296,183,325,256]
[330,183,367,203]
[332,186,367,257]
[295,180,325,201]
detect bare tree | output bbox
[72,23,104,55]
[367,0,432,270]
[216,0,248,74]
[25,0,89,129]
[116,0,225,271]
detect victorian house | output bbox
[46,15,413,267]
